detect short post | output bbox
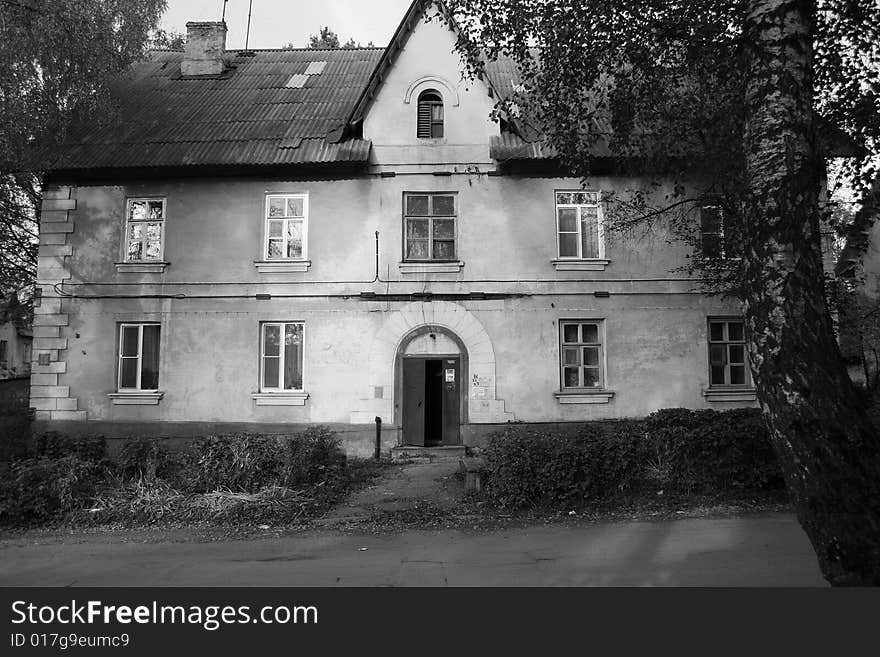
[374,416,382,460]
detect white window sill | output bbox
[703,387,757,402]
[254,260,311,273]
[115,261,169,273]
[252,391,310,406]
[108,391,164,405]
[552,259,611,271]
[554,389,615,404]
[398,261,464,274]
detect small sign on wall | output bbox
[445,368,455,383]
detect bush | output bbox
[0,455,108,525]
[285,426,347,488]
[33,431,107,463]
[192,433,287,493]
[482,409,784,509]
[118,438,194,489]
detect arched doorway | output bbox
[395,326,467,446]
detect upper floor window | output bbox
[560,320,606,389]
[708,318,750,386]
[417,90,444,138]
[555,191,603,260]
[404,193,456,261]
[118,323,160,392]
[700,205,725,259]
[266,194,308,261]
[125,199,165,262]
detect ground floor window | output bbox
[260,322,304,392]
[117,323,160,391]
[559,320,605,389]
[708,318,750,386]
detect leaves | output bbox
[0,0,166,297]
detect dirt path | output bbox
[320,456,464,525]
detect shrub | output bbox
[483,428,592,508]
[645,408,782,493]
[118,438,197,490]
[285,426,347,488]
[482,409,784,510]
[33,431,107,463]
[0,455,108,525]
[192,433,287,493]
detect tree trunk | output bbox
[743,0,880,585]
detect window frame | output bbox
[402,192,458,262]
[259,321,305,393]
[264,193,309,262]
[554,190,605,260]
[559,319,607,390]
[700,204,726,259]
[123,197,166,263]
[707,317,751,388]
[417,89,444,139]
[116,323,161,393]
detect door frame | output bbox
[394,325,469,438]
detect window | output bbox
[260,322,304,392]
[265,194,308,261]
[560,320,605,389]
[0,340,7,366]
[125,199,165,262]
[404,193,456,261]
[417,90,444,138]
[117,324,160,391]
[556,191,603,259]
[700,205,725,259]
[708,319,750,386]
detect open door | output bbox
[402,358,426,446]
[402,357,461,446]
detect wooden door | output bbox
[442,358,461,445]
[402,358,426,446]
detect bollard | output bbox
[374,416,382,460]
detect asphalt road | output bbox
[0,513,826,586]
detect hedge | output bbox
[482,408,784,509]
[0,427,363,526]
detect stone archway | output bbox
[349,301,513,425]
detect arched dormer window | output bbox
[417,90,444,138]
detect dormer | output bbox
[353,1,499,165]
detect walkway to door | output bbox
[320,454,464,527]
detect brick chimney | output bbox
[181,21,227,76]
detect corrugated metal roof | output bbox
[56,48,384,170]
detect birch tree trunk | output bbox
[743,0,880,585]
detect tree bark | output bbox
[743,0,880,585]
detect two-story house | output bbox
[31,0,756,456]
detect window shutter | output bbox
[417,101,433,138]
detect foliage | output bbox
[191,433,288,493]
[285,426,347,488]
[296,26,373,49]
[0,427,381,527]
[0,0,167,298]
[150,28,185,50]
[482,409,783,509]
[0,455,108,525]
[441,0,880,293]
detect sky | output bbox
[161,0,414,50]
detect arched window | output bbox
[417,90,444,138]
